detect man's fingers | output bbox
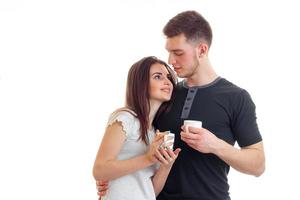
[96,180,108,186]
[181,131,198,140]
[96,184,108,192]
[96,186,108,191]
[189,126,204,133]
[97,191,107,195]
[188,144,197,150]
[181,136,197,146]
[97,191,107,200]
[181,126,204,134]
[100,191,107,195]
[99,182,108,187]
[97,186,108,192]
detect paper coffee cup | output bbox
[164,131,175,150]
[184,120,202,133]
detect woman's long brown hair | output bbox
[125,56,176,145]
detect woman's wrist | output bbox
[159,163,173,171]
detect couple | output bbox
[93,10,265,200]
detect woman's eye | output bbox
[154,75,161,80]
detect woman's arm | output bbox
[93,122,165,180]
[151,148,181,196]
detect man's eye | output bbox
[175,52,183,56]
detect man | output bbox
[97,10,265,200]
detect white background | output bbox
[1,0,300,199]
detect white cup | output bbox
[164,131,175,150]
[184,120,202,133]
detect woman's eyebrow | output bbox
[151,72,163,76]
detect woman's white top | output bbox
[103,109,157,200]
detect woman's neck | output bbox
[148,101,161,130]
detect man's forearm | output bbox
[213,140,265,176]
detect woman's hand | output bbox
[145,130,165,163]
[151,131,181,196]
[153,130,181,168]
[157,147,181,169]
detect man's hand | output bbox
[181,125,265,176]
[96,180,108,200]
[180,125,220,154]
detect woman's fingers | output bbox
[155,149,169,164]
[159,148,173,162]
[173,148,181,156]
[153,133,165,143]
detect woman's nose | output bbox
[164,77,171,85]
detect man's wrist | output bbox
[212,138,227,156]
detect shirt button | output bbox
[187,97,191,101]
[184,107,189,110]
[190,90,195,93]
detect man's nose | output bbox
[168,54,176,66]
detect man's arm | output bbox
[181,126,265,176]
[214,140,265,176]
[96,180,108,200]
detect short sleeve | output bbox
[231,90,262,147]
[107,110,136,138]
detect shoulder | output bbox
[107,107,138,136]
[222,79,253,100]
[213,78,253,101]
[108,107,137,124]
[215,78,244,94]
[211,78,256,109]
[111,107,137,117]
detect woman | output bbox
[93,56,181,200]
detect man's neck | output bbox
[185,61,218,87]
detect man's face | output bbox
[165,33,199,78]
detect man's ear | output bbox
[197,43,209,58]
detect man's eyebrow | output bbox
[170,49,183,52]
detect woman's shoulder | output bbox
[109,107,137,122]
[107,107,138,137]
[108,107,138,126]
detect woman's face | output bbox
[149,63,173,103]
